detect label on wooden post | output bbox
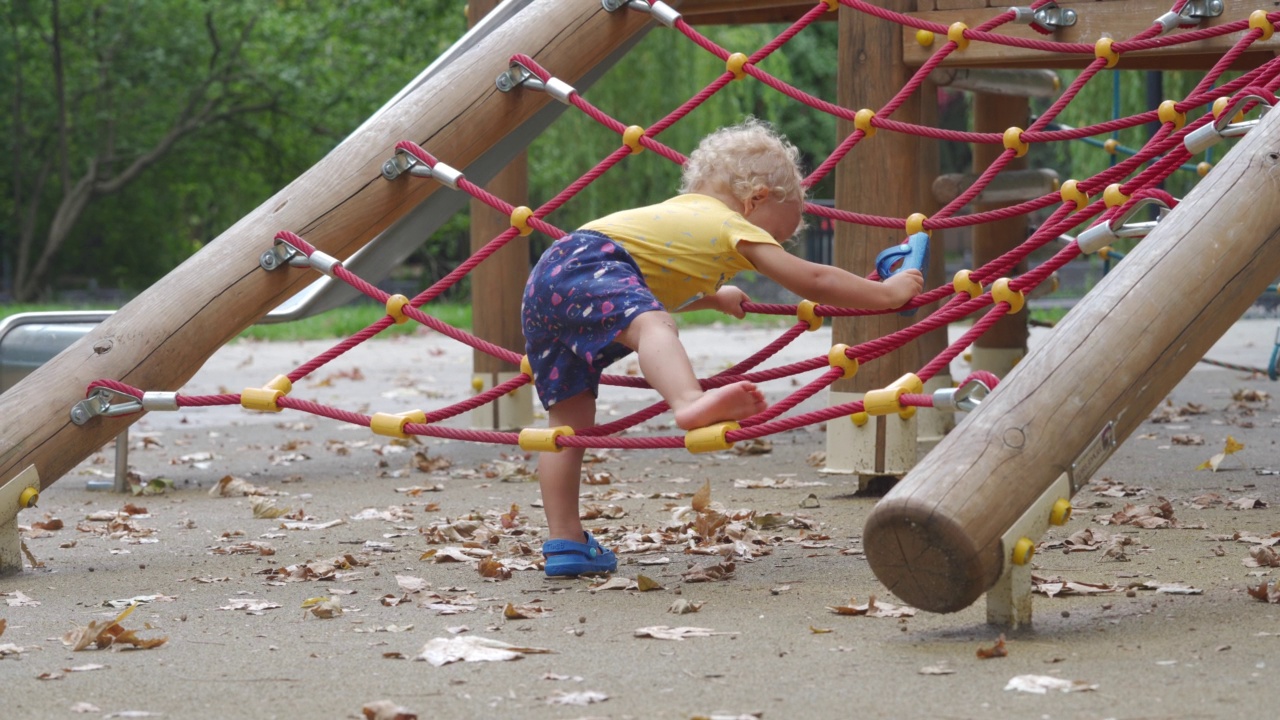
[1069,421,1115,492]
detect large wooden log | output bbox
[864,107,1280,613]
[0,0,655,491]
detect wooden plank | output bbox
[863,106,1280,614]
[902,0,1280,69]
[0,0,655,491]
[679,0,836,25]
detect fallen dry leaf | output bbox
[546,690,608,706]
[361,700,418,720]
[415,636,552,666]
[976,634,1008,659]
[209,475,283,497]
[1004,674,1097,693]
[681,561,735,583]
[668,599,704,615]
[1197,436,1245,472]
[636,574,664,592]
[302,596,343,619]
[1248,579,1280,603]
[504,603,549,620]
[634,626,739,641]
[62,604,167,651]
[827,595,916,618]
[691,479,712,513]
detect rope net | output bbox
[86,0,1280,452]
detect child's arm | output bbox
[677,286,750,318]
[738,241,922,310]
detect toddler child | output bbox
[522,118,924,576]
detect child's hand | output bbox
[882,269,924,308]
[714,285,751,319]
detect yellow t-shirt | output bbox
[580,194,780,310]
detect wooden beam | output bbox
[680,0,835,25]
[863,106,1280,614]
[0,0,655,491]
[902,0,1279,69]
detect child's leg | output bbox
[616,311,766,430]
[538,391,596,542]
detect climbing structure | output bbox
[4,0,1280,618]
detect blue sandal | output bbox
[542,532,617,577]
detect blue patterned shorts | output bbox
[522,231,665,409]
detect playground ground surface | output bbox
[4,318,1280,719]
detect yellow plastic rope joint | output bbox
[1103,138,1119,155]
[726,52,750,81]
[18,487,39,509]
[1250,10,1275,41]
[992,277,1025,314]
[952,269,984,299]
[519,355,533,379]
[371,409,428,439]
[684,421,740,454]
[1098,246,1116,262]
[1049,498,1073,526]
[796,300,823,331]
[850,411,870,427]
[518,425,575,453]
[915,29,935,47]
[1011,537,1036,565]
[1002,127,1029,157]
[1196,161,1213,177]
[827,344,859,380]
[1102,183,1130,208]
[510,206,534,236]
[905,213,928,236]
[1094,37,1119,68]
[864,373,923,419]
[1157,100,1186,130]
[854,108,877,138]
[242,375,292,413]
[1212,96,1247,123]
[947,22,969,51]
[385,294,411,325]
[822,0,838,11]
[621,125,646,155]
[1059,179,1089,212]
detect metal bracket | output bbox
[1076,196,1171,253]
[601,0,681,26]
[70,386,143,426]
[932,377,991,413]
[259,236,311,272]
[1014,2,1077,31]
[1179,0,1224,25]
[1,465,41,575]
[495,60,576,104]
[1069,420,1116,493]
[1185,93,1274,154]
[987,471,1073,627]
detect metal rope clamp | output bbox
[495,59,576,104]
[1076,196,1170,255]
[71,387,178,426]
[931,377,991,414]
[1184,93,1273,155]
[259,235,312,272]
[601,0,681,27]
[1156,0,1224,35]
[1011,2,1077,32]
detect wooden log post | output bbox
[824,0,924,488]
[969,92,1030,377]
[864,107,1280,614]
[467,0,534,431]
[0,0,655,492]
[914,78,951,447]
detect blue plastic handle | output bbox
[874,232,929,315]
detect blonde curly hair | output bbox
[679,118,806,204]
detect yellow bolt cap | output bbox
[1011,537,1035,565]
[19,487,39,509]
[1049,498,1073,526]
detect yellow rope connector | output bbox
[471,376,485,392]
[828,344,859,380]
[1103,138,1119,155]
[519,355,533,378]
[385,294,411,325]
[952,269,984,299]
[510,206,534,236]
[915,29,934,47]
[796,300,823,331]
[864,373,923,419]
[1094,37,1119,68]
[850,411,869,427]
[947,22,969,51]
[1011,536,1036,565]
[726,52,750,80]
[1002,127,1029,157]
[1212,96,1247,123]
[1049,498,1073,526]
[1196,161,1213,177]
[1250,9,1275,41]
[622,125,647,154]
[241,374,293,413]
[371,409,428,439]
[1059,179,1089,211]
[685,421,740,454]
[991,278,1025,314]
[1102,183,1129,208]
[854,108,876,138]
[822,0,838,11]
[905,212,927,236]
[1098,246,1116,261]
[519,425,575,453]
[18,487,39,509]
[1157,100,1186,130]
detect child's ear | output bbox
[743,188,770,215]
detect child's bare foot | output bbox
[674,381,767,430]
